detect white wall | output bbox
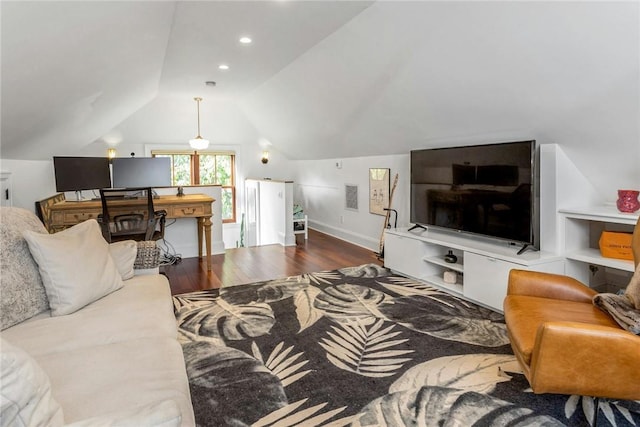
[0,159,56,211]
[241,1,639,202]
[75,140,295,250]
[3,138,296,251]
[539,144,601,254]
[291,154,409,251]
[290,143,610,255]
[0,142,615,258]
[3,2,638,216]
[153,185,224,257]
[0,157,225,257]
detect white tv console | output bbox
[384,227,564,312]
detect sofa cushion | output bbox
[23,219,123,316]
[0,207,50,330]
[0,337,64,427]
[1,274,176,357]
[504,295,619,365]
[109,240,137,280]
[34,337,194,426]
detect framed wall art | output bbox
[369,168,390,216]
[345,184,359,211]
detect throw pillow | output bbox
[0,207,50,330]
[23,219,123,316]
[625,262,640,309]
[109,240,137,281]
[0,337,64,426]
[134,241,161,269]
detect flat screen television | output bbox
[111,157,172,188]
[53,157,112,192]
[410,140,539,252]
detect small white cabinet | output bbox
[385,233,430,280]
[245,179,296,247]
[464,253,563,311]
[464,254,513,311]
[384,228,564,311]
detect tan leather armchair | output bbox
[504,217,640,400]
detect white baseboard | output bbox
[169,239,225,258]
[308,219,378,252]
[212,240,225,255]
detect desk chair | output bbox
[98,187,166,243]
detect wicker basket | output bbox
[134,241,161,269]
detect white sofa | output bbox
[0,207,195,426]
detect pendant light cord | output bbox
[195,97,202,138]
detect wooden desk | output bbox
[49,194,215,271]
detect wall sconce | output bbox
[107,148,117,159]
[261,151,269,164]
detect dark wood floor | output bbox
[163,229,382,295]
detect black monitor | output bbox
[111,157,172,188]
[53,157,112,192]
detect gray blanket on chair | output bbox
[593,293,640,335]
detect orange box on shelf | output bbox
[599,231,634,260]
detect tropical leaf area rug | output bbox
[173,264,640,427]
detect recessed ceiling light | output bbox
[218,64,229,70]
[239,36,252,44]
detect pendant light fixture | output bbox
[189,97,209,150]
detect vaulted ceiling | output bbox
[2,1,639,194]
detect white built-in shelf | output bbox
[424,274,464,296]
[423,255,464,273]
[390,227,562,266]
[559,206,639,225]
[560,206,638,282]
[384,228,565,311]
[565,248,634,272]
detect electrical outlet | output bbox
[335,160,343,169]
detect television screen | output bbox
[410,140,538,248]
[53,157,112,192]
[112,157,172,188]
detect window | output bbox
[152,151,236,223]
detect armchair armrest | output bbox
[529,321,640,400]
[508,269,596,303]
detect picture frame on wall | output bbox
[369,168,390,216]
[345,184,359,211]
